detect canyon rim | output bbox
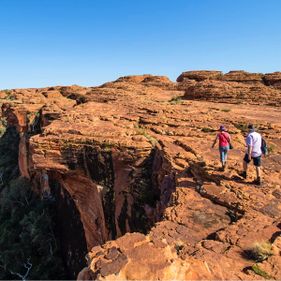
[0,70,281,280]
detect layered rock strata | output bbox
[1,71,281,280]
[178,70,281,105]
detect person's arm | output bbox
[248,145,252,160]
[212,135,218,148]
[246,135,253,160]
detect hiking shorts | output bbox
[244,154,261,167]
[219,146,229,162]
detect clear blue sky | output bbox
[1,0,281,89]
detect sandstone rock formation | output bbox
[185,80,281,105]
[177,70,223,82]
[263,72,281,89]
[222,70,263,84]
[1,70,281,280]
[180,70,281,105]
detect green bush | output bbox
[267,143,276,154]
[234,123,248,133]
[201,127,215,133]
[169,96,183,104]
[251,264,272,279]
[250,241,273,262]
[0,178,67,280]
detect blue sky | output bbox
[1,0,281,89]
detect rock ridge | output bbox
[0,71,281,280]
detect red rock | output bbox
[263,72,281,89]
[223,70,263,84]
[1,71,281,280]
[177,70,223,82]
[184,79,281,105]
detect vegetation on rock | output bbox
[0,126,67,280]
[0,178,67,280]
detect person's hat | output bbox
[219,125,226,131]
[248,124,254,130]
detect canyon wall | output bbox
[1,71,281,279]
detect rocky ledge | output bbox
[1,71,281,280]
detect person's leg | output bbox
[254,156,262,184]
[243,160,248,172]
[219,147,225,168]
[224,146,229,164]
[242,154,250,178]
[256,166,261,178]
[223,147,229,170]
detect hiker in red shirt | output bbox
[212,125,232,171]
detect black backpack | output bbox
[261,138,268,155]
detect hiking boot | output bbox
[252,177,262,186]
[240,171,247,179]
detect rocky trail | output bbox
[1,70,281,280]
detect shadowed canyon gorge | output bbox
[1,70,281,280]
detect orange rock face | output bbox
[185,80,281,105]
[263,72,281,89]
[222,70,263,84]
[1,71,281,280]
[180,70,281,106]
[177,70,223,82]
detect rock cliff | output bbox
[179,70,281,105]
[1,71,281,280]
